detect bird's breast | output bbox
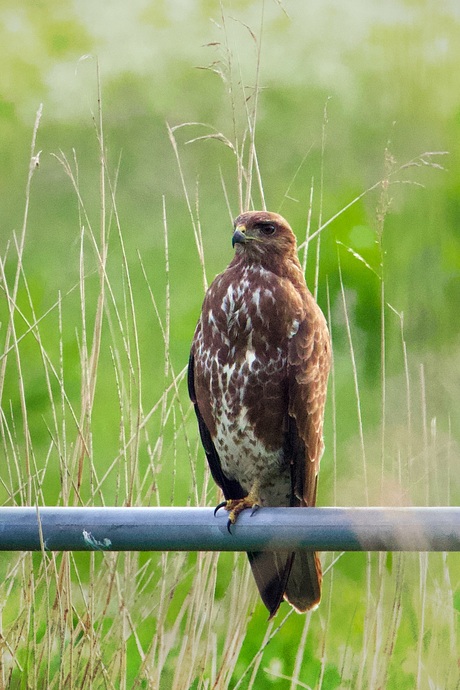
[200,326,289,501]
[194,264,304,502]
[211,358,291,503]
[204,265,302,350]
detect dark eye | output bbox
[256,223,276,236]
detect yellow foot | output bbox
[214,491,261,534]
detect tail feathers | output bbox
[247,550,321,618]
[247,551,294,618]
[284,550,322,613]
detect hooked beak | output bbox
[232,225,247,248]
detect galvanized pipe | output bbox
[0,507,459,552]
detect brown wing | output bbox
[287,302,331,507]
[248,301,331,617]
[282,301,331,612]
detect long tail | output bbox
[247,550,321,619]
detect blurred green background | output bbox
[1,1,460,687]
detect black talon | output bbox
[227,519,233,534]
[214,501,227,517]
[250,504,260,517]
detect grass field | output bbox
[1,2,460,688]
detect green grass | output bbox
[1,5,460,688]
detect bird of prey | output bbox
[188,210,331,618]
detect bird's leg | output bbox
[215,480,262,533]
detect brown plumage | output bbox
[188,211,331,618]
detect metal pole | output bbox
[0,507,459,552]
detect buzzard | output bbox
[188,211,331,618]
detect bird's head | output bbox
[231,211,298,264]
